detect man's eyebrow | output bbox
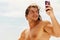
[30,10,34,12]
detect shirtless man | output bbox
[18,4,60,40]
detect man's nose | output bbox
[34,12,38,15]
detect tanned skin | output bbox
[18,5,60,40]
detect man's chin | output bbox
[34,19,38,21]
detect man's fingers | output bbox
[45,6,53,11]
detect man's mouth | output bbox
[33,15,38,18]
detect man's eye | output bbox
[32,11,34,13]
[30,11,34,13]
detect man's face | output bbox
[27,7,39,21]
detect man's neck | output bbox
[29,20,39,30]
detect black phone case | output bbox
[45,1,50,5]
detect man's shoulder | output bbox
[21,29,28,33]
[39,20,51,26]
[21,29,30,34]
[41,20,51,24]
[18,29,29,40]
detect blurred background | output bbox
[0,0,60,40]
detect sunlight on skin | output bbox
[0,0,60,40]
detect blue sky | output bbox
[0,0,60,40]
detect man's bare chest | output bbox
[29,22,50,39]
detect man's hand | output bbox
[45,5,54,17]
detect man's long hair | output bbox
[25,5,42,21]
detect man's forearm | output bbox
[50,13,60,36]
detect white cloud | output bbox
[0,11,24,18]
[0,0,60,18]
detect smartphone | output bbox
[45,1,50,5]
[45,1,50,8]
